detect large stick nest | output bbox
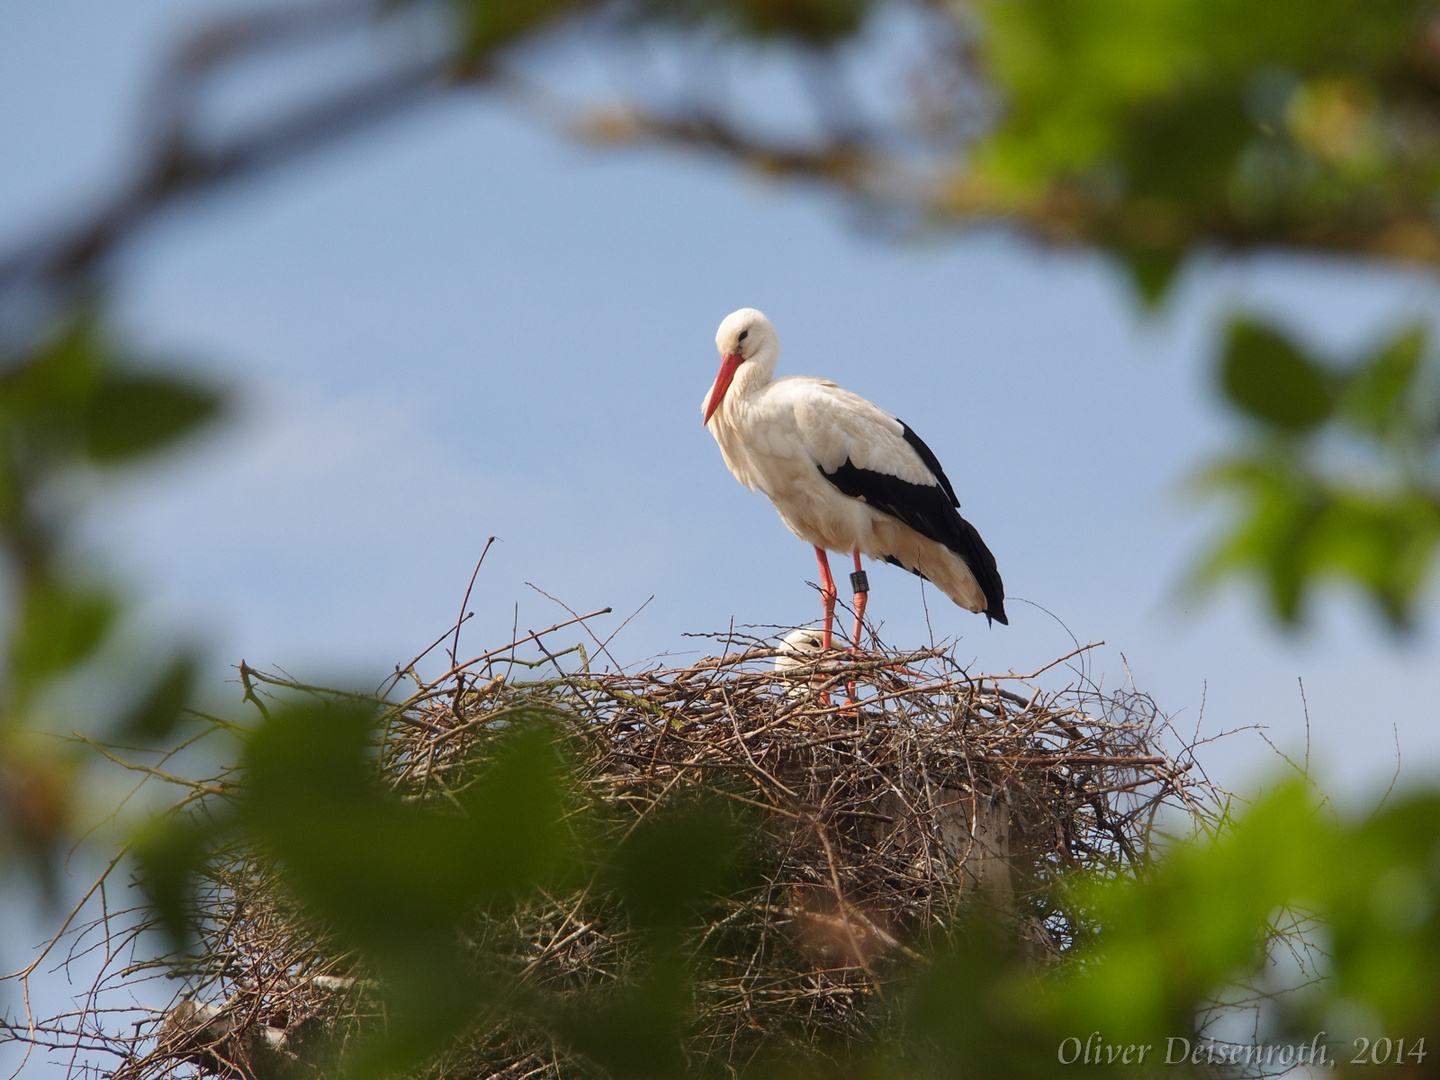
[17,626,1213,1080]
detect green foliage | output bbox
[1339,324,1427,441]
[1054,782,1440,1064]
[131,809,223,950]
[82,371,220,462]
[0,312,223,888]
[1115,248,1187,310]
[962,0,1440,312]
[978,0,1412,181]
[119,653,200,742]
[451,0,581,64]
[607,0,871,42]
[241,700,572,956]
[0,318,106,436]
[1220,318,1336,432]
[854,781,1440,1078]
[555,960,690,1080]
[896,914,1056,1079]
[1053,786,1323,1037]
[10,578,118,704]
[1196,317,1440,626]
[609,802,749,932]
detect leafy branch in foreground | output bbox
[0,315,219,891]
[1195,315,1440,627]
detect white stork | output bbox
[774,627,825,674]
[702,308,1006,651]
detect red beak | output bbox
[703,353,745,425]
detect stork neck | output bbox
[731,346,776,401]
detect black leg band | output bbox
[850,570,869,594]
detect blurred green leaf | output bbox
[1329,797,1440,1027]
[1193,455,1440,626]
[343,961,492,1080]
[1337,323,1426,441]
[81,372,221,462]
[610,801,747,931]
[242,701,570,955]
[902,912,1054,1077]
[557,959,689,1080]
[1220,318,1336,432]
[131,811,221,948]
[1122,86,1254,206]
[453,0,579,64]
[1197,312,1440,627]
[1057,784,1329,1035]
[1021,782,1440,1070]
[0,319,108,531]
[0,316,107,422]
[614,0,871,41]
[10,578,117,701]
[731,0,869,41]
[1312,490,1440,626]
[234,701,577,1076]
[0,740,77,893]
[967,0,1440,269]
[1193,456,1323,622]
[119,654,199,742]
[455,719,574,903]
[1115,246,1185,309]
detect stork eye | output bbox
[738,330,749,342]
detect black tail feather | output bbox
[873,509,1005,625]
[955,514,1006,625]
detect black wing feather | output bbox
[821,420,1006,625]
[900,424,959,506]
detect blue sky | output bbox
[4,1,1440,1062]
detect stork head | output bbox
[774,627,824,672]
[704,308,778,425]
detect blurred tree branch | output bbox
[16,0,1440,307]
[0,1,453,313]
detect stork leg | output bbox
[814,547,837,651]
[850,548,868,650]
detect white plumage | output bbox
[774,627,825,673]
[702,308,1006,650]
[774,627,826,699]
